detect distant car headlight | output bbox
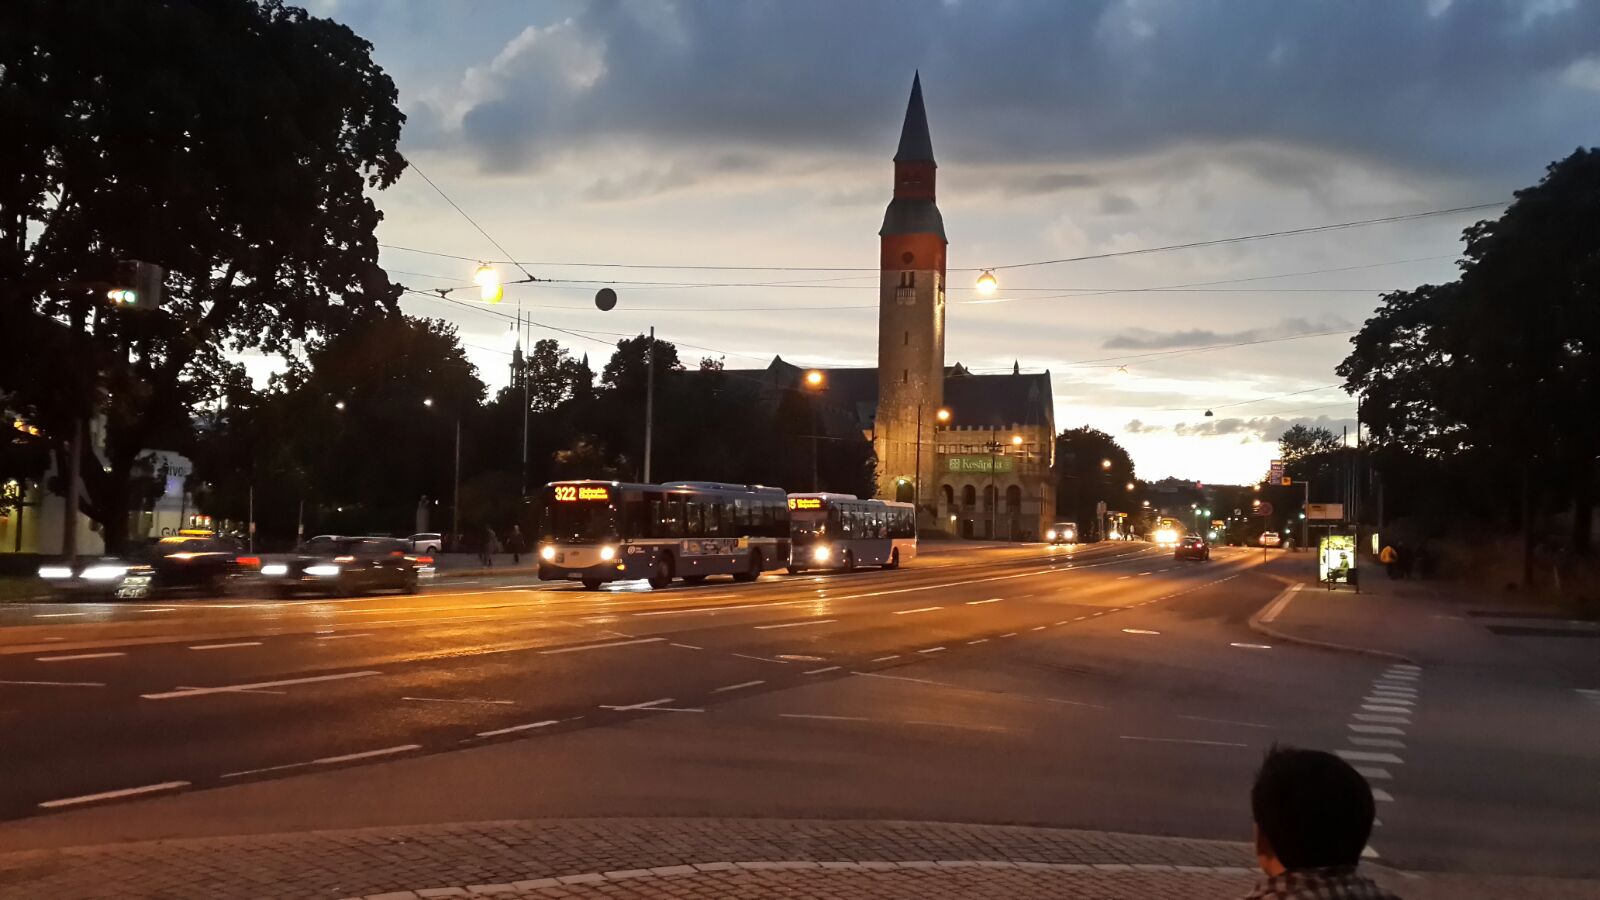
[81,565,128,581]
[540,545,556,561]
[38,566,73,579]
[304,564,341,577]
[599,545,616,561]
[812,545,831,562]
[1064,530,1075,540]
[1046,530,1057,540]
[260,563,288,576]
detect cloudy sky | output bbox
[306,0,1600,483]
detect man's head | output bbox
[1251,745,1375,873]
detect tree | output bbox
[0,0,405,550]
[1340,147,1600,564]
[1279,425,1343,462]
[1053,427,1135,537]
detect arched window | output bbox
[895,479,915,503]
[941,484,955,508]
[1005,485,1021,513]
[983,485,996,510]
[961,485,976,508]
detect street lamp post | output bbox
[802,369,826,492]
[424,397,461,552]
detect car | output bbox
[38,531,260,599]
[262,536,425,597]
[1259,531,1282,548]
[408,532,444,554]
[1045,522,1078,544]
[1174,535,1211,561]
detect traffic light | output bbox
[107,260,163,309]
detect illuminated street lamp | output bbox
[334,400,345,411]
[474,262,503,303]
[1010,434,1023,446]
[422,397,435,408]
[804,369,826,389]
[935,407,952,424]
[1125,482,1135,491]
[1101,458,1112,470]
[975,269,998,295]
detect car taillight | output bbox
[236,556,261,568]
[415,556,434,566]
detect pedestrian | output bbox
[1379,543,1398,580]
[1245,745,1400,899]
[479,525,496,567]
[508,525,525,564]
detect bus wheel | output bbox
[580,577,602,591]
[843,550,856,573]
[884,549,900,570]
[648,558,673,590]
[734,550,762,582]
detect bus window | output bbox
[656,496,685,538]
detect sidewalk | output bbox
[1,816,1587,900]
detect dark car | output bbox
[261,537,424,597]
[38,531,259,599]
[1174,535,1211,561]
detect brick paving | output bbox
[0,817,1591,900]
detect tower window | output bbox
[902,369,908,384]
[903,331,909,346]
[898,271,916,289]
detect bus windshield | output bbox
[790,509,830,538]
[541,500,617,543]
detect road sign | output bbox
[1269,459,1284,483]
[1253,501,1274,517]
[1281,476,1293,486]
[1307,502,1344,521]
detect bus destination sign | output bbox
[554,485,610,502]
[789,497,823,510]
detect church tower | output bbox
[875,73,947,509]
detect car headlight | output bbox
[304,564,341,577]
[599,545,616,561]
[260,563,288,576]
[38,566,73,579]
[1046,530,1056,540]
[1065,531,1075,540]
[81,565,128,581]
[812,545,831,562]
[540,545,556,561]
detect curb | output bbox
[1247,585,1421,665]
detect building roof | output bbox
[879,197,947,240]
[894,72,935,163]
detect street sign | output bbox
[1281,476,1293,486]
[1269,459,1284,483]
[1307,502,1344,521]
[1212,519,1225,528]
[1253,501,1274,517]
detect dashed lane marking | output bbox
[966,598,1000,605]
[966,638,989,645]
[142,670,381,700]
[39,781,189,809]
[803,666,840,675]
[403,696,515,705]
[713,680,765,693]
[871,654,901,662]
[33,613,86,618]
[754,619,837,630]
[314,632,372,640]
[781,713,872,722]
[0,679,105,687]
[36,652,125,662]
[477,720,559,738]
[189,642,262,651]
[917,646,946,654]
[893,606,942,615]
[1231,642,1273,649]
[314,744,421,765]
[669,643,703,650]
[1031,625,1047,631]
[540,637,664,655]
[1122,628,1160,635]
[1000,632,1018,637]
[732,652,790,664]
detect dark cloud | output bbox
[580,152,772,202]
[1098,192,1138,215]
[443,1,1600,183]
[999,172,1100,197]
[1102,315,1354,350]
[1131,414,1357,442]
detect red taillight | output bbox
[236,556,261,568]
[415,556,434,566]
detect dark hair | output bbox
[1251,745,1375,870]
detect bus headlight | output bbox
[540,545,556,561]
[305,564,341,577]
[38,566,73,579]
[82,565,128,581]
[1064,530,1075,541]
[599,545,616,561]
[260,563,288,576]
[812,545,831,563]
[1046,530,1056,541]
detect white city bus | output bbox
[536,480,790,590]
[786,493,916,573]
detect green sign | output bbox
[946,455,1013,474]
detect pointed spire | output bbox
[1013,360,1021,375]
[893,71,935,163]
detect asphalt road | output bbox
[0,541,1592,878]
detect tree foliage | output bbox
[1053,426,1135,535]
[0,0,405,549]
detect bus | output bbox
[536,480,790,590]
[786,493,916,573]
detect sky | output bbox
[295,0,1600,484]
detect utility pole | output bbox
[247,483,255,553]
[643,326,655,483]
[913,404,923,514]
[452,417,461,553]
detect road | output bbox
[0,541,1593,879]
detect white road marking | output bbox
[1048,698,1108,710]
[138,608,178,613]
[1388,664,1421,672]
[1073,616,1088,621]
[803,666,840,675]
[0,679,105,687]
[967,639,989,645]
[403,696,515,705]
[1258,584,1302,624]
[670,643,703,650]
[1115,575,1132,580]
[36,652,125,662]
[315,633,373,640]
[1136,572,1153,576]
[1178,715,1270,729]
[314,744,421,765]
[142,670,381,700]
[1122,628,1160,635]
[1371,685,1416,694]
[871,654,901,662]
[1355,766,1393,780]
[541,637,664,655]
[1362,846,1380,859]
[600,697,675,711]
[1363,705,1412,714]
[1120,735,1248,748]
[966,598,1001,605]
[918,646,946,654]
[1348,737,1406,749]
[713,680,765,693]
[1337,750,1404,764]
[189,642,262,651]
[33,612,86,618]
[732,652,789,664]
[1378,672,1418,680]
[854,671,950,686]
[1372,788,1395,802]
[1365,695,1414,704]
[1030,625,1046,631]
[477,720,559,737]
[755,619,837,630]
[1231,642,1273,649]
[893,606,942,615]
[221,761,315,779]
[1001,632,1019,637]
[1354,713,1411,724]
[39,781,189,809]
[781,713,872,722]
[1349,724,1406,735]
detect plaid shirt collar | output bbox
[1246,865,1401,899]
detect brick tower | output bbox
[875,72,947,512]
